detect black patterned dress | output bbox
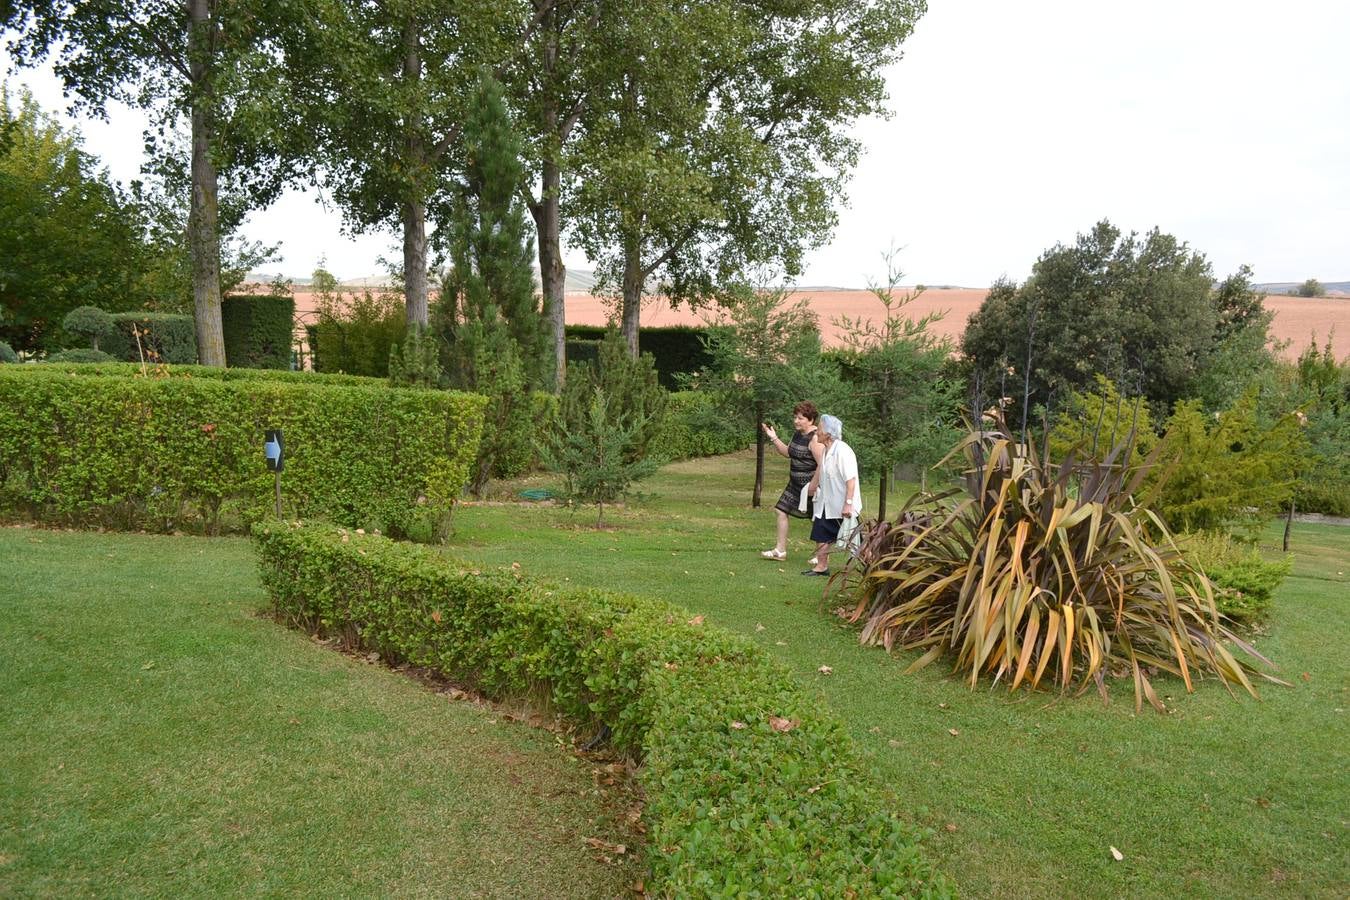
[773,430,818,519]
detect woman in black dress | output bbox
[759,401,823,561]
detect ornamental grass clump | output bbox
[837,415,1285,713]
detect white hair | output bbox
[819,414,843,439]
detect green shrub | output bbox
[557,329,667,465]
[312,288,405,377]
[102,312,198,364]
[539,387,659,524]
[837,414,1281,713]
[28,359,383,388]
[1179,531,1291,624]
[652,390,749,461]
[1295,479,1350,517]
[43,348,115,363]
[1151,388,1307,535]
[221,294,296,369]
[490,391,557,479]
[62,305,114,351]
[251,521,950,897]
[0,340,16,363]
[0,366,485,536]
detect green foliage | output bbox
[961,221,1274,418]
[696,283,834,502]
[0,340,16,363]
[251,521,948,897]
[1151,388,1307,535]
[0,365,485,536]
[1294,278,1323,298]
[540,388,659,524]
[651,390,750,462]
[830,252,961,511]
[1285,338,1350,515]
[441,72,549,390]
[1179,531,1291,624]
[1047,375,1158,467]
[466,337,530,498]
[0,88,150,352]
[43,348,115,363]
[387,324,442,389]
[102,312,198,364]
[221,294,295,369]
[558,329,668,465]
[311,281,406,377]
[62,305,114,351]
[836,415,1283,714]
[566,325,711,390]
[490,391,557,480]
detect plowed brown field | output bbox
[288,288,1350,361]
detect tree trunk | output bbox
[752,403,765,508]
[533,170,565,388]
[403,197,428,326]
[188,0,225,367]
[1283,497,1295,552]
[401,17,428,327]
[877,466,888,522]
[621,232,642,358]
[533,12,566,390]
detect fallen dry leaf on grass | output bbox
[817,665,833,675]
[730,721,747,730]
[768,715,799,733]
[687,615,705,626]
[1110,846,1124,861]
[948,728,960,736]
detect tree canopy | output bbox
[961,220,1273,419]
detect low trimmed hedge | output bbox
[0,365,485,536]
[30,359,384,388]
[252,522,949,897]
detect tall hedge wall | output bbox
[222,294,296,369]
[253,522,950,897]
[101,312,198,364]
[565,325,710,389]
[0,365,485,535]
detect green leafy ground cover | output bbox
[0,528,642,897]
[463,450,1349,898]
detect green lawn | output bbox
[0,528,642,898]
[3,449,1346,898]
[455,450,1349,899]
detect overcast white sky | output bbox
[4,0,1347,287]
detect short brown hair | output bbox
[793,401,819,422]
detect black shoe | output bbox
[801,569,830,577]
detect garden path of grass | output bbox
[459,450,1350,899]
[0,527,642,898]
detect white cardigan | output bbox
[799,439,861,520]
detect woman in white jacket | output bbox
[800,414,860,576]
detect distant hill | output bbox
[1255,281,1350,297]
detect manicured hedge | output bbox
[566,325,711,390]
[30,359,385,388]
[222,294,296,369]
[252,522,950,897]
[653,390,750,462]
[103,312,198,364]
[0,365,485,535]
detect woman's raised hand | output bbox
[761,422,777,442]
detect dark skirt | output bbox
[774,474,813,518]
[810,517,842,544]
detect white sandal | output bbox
[760,549,786,560]
[808,557,818,566]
